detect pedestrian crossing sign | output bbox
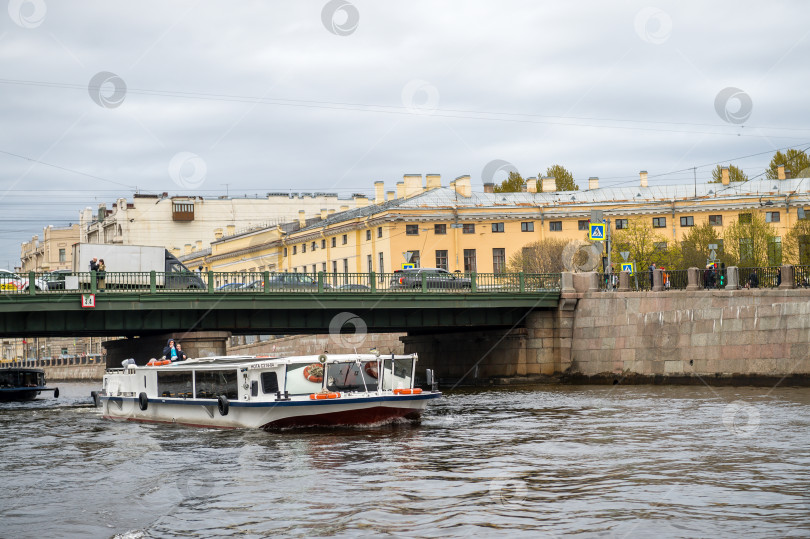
[621,263,634,274]
[589,223,605,240]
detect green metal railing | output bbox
[3,271,563,295]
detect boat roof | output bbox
[143,353,416,370]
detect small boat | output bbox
[0,368,60,402]
[93,353,440,429]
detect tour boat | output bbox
[93,353,440,429]
[0,368,60,402]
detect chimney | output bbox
[184,244,192,255]
[298,210,306,228]
[374,181,385,204]
[640,170,648,188]
[340,205,349,212]
[214,228,223,240]
[721,167,730,186]
[454,175,472,197]
[541,177,556,193]
[588,177,599,190]
[426,174,441,190]
[195,240,202,251]
[328,209,336,215]
[354,194,370,207]
[483,182,495,193]
[778,164,786,180]
[386,190,396,201]
[226,225,236,236]
[527,177,537,193]
[396,182,406,199]
[320,208,328,220]
[404,174,423,198]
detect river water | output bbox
[1,382,809,538]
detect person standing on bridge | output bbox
[90,258,99,272]
[97,259,106,290]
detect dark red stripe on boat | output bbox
[263,406,421,429]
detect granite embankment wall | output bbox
[567,288,810,383]
[227,332,406,357]
[42,364,106,381]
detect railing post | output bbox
[28,271,36,296]
[686,267,701,291]
[421,272,427,293]
[263,271,270,293]
[91,271,97,294]
[779,265,795,289]
[519,272,525,293]
[618,271,631,292]
[370,271,376,293]
[150,271,157,294]
[208,271,215,293]
[470,272,477,293]
[726,266,740,290]
[652,269,664,292]
[318,271,324,293]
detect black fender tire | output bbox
[217,395,229,416]
[91,390,99,407]
[138,392,148,411]
[53,387,59,399]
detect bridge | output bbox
[0,271,561,337]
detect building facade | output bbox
[19,224,80,272]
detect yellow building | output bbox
[179,166,810,278]
[19,224,80,272]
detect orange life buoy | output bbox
[303,363,324,383]
[364,361,378,379]
[310,392,341,400]
[146,359,158,366]
[393,388,423,395]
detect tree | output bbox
[493,171,526,193]
[542,164,578,191]
[709,164,748,183]
[679,222,732,269]
[507,239,568,273]
[722,212,777,267]
[611,219,677,272]
[783,219,810,265]
[766,149,810,180]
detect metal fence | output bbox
[738,266,781,288]
[794,265,810,288]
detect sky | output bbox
[1,1,810,267]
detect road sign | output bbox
[709,249,717,260]
[402,252,413,262]
[590,210,603,222]
[401,263,415,270]
[621,262,634,274]
[81,294,95,308]
[620,251,630,261]
[588,223,605,241]
[708,244,718,250]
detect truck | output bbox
[71,244,205,290]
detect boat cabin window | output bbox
[381,358,414,391]
[261,372,279,394]
[325,360,379,392]
[285,363,323,395]
[0,371,43,387]
[195,370,238,400]
[157,371,193,398]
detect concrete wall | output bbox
[43,364,105,381]
[228,332,405,356]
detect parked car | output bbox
[42,270,73,290]
[216,282,245,291]
[0,269,48,291]
[248,273,333,290]
[390,268,472,290]
[336,283,371,291]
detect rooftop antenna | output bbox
[222,183,229,197]
[693,166,697,198]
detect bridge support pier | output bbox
[103,331,231,368]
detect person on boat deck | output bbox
[175,343,188,362]
[163,338,179,361]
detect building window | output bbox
[283,247,287,257]
[654,242,667,252]
[434,224,446,235]
[377,226,383,238]
[435,250,448,270]
[652,217,666,228]
[58,248,66,262]
[312,264,317,274]
[521,222,534,232]
[739,213,752,224]
[768,237,782,266]
[302,243,306,253]
[765,212,780,223]
[407,250,420,267]
[492,248,505,273]
[321,239,326,249]
[463,249,477,272]
[680,216,694,227]
[406,224,419,236]
[462,224,475,234]
[293,246,297,255]
[331,237,336,248]
[549,221,562,231]
[615,219,628,230]
[332,260,337,273]
[491,223,504,233]
[366,230,372,240]
[709,215,723,226]
[578,220,589,231]
[378,252,384,273]
[311,241,316,251]
[322,262,327,272]
[343,259,349,273]
[367,254,372,271]
[342,234,348,245]
[739,238,754,264]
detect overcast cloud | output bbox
[1,0,809,266]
